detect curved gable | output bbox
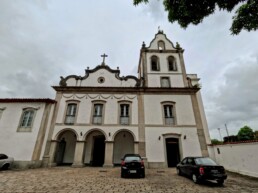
[59,65,140,87]
[148,31,176,50]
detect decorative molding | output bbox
[59,65,141,87]
[62,93,137,100]
[22,106,40,110]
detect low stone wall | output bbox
[208,141,258,178]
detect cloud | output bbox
[206,54,258,138]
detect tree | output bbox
[237,126,254,141]
[211,139,223,145]
[254,130,258,140]
[133,0,258,35]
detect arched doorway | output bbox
[55,130,77,166]
[165,138,180,167]
[84,130,106,167]
[113,131,134,165]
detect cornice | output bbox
[52,86,200,94]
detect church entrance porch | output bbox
[55,130,76,166]
[92,135,105,166]
[84,130,106,167]
[165,138,180,167]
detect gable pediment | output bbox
[59,65,140,87]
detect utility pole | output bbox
[225,124,229,137]
[218,128,222,141]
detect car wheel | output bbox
[141,172,145,178]
[176,168,182,176]
[121,172,125,178]
[217,179,224,186]
[192,174,199,184]
[2,164,10,170]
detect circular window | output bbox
[98,77,105,84]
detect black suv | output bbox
[121,154,145,178]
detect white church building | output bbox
[0,31,211,168]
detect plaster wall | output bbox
[146,53,182,73]
[209,143,258,178]
[144,95,196,125]
[0,103,46,161]
[56,94,138,125]
[145,127,202,163]
[66,69,137,87]
[148,33,176,50]
[147,74,185,87]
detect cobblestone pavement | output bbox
[0,167,258,193]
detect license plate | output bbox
[130,170,137,173]
[211,170,219,173]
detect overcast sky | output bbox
[0,0,258,140]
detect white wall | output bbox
[145,127,202,162]
[209,142,258,178]
[144,95,196,125]
[56,94,138,125]
[147,75,185,88]
[66,68,137,87]
[0,103,46,161]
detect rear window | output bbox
[195,158,217,165]
[0,154,8,159]
[124,156,141,162]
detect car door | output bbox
[185,158,194,176]
[179,158,188,174]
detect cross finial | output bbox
[101,53,108,65]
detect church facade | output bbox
[0,31,211,168]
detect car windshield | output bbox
[195,157,217,165]
[124,156,141,162]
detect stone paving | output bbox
[0,167,258,193]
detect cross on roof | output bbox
[101,53,108,65]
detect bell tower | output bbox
[138,30,188,88]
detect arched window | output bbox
[158,40,165,50]
[65,103,77,125]
[151,55,160,71]
[118,100,132,125]
[18,107,38,132]
[161,101,176,125]
[91,100,106,125]
[168,56,177,71]
[20,109,35,128]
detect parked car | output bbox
[121,154,145,178]
[0,154,14,170]
[176,157,227,185]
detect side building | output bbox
[0,99,56,168]
[42,30,211,168]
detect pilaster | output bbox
[72,141,85,167]
[103,141,114,167]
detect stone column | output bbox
[72,141,85,167]
[47,140,58,167]
[103,141,114,167]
